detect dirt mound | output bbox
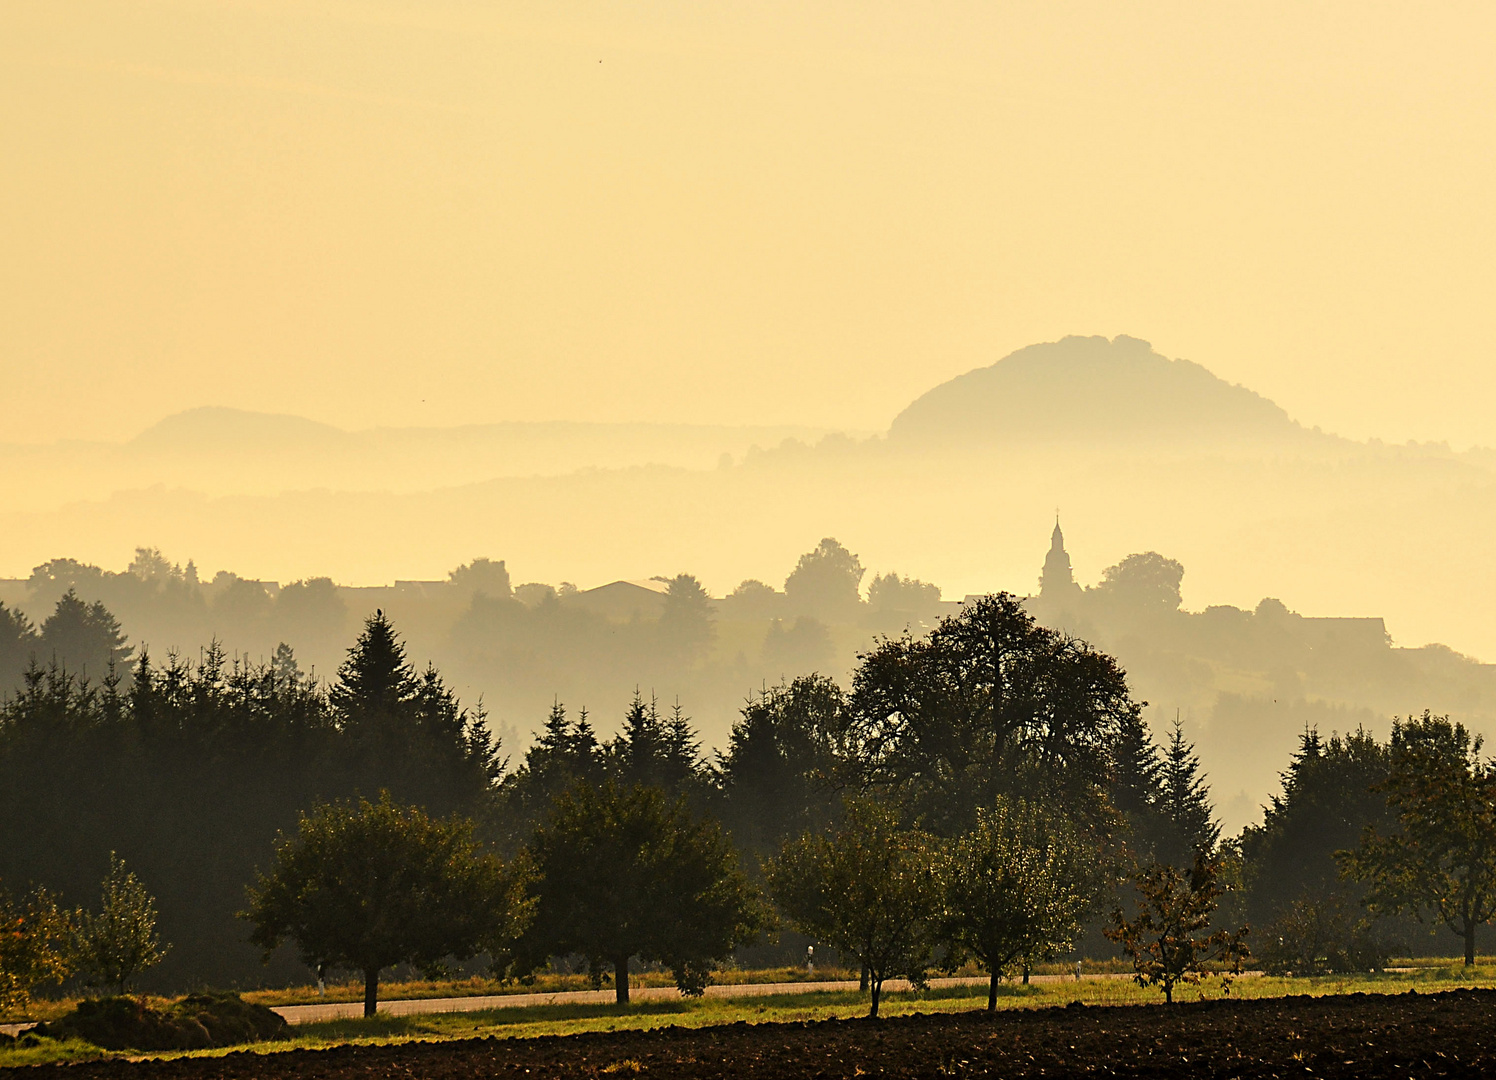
[36,994,288,1051]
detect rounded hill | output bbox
[129,407,346,451]
[888,335,1303,444]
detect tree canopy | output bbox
[938,798,1096,1010]
[851,593,1139,836]
[768,799,940,1017]
[243,793,515,1016]
[511,781,764,1002]
[73,853,169,994]
[1342,712,1496,966]
[784,538,865,620]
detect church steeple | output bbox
[1040,517,1076,598]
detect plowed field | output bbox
[21,988,1496,1078]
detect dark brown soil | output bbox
[19,988,1496,1078]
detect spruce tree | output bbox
[331,611,493,814]
[331,610,415,727]
[0,602,37,696]
[1159,718,1219,862]
[38,590,132,679]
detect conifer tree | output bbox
[38,590,131,679]
[608,691,705,800]
[1158,719,1220,863]
[331,610,416,728]
[331,611,495,814]
[0,603,37,697]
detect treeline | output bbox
[0,613,496,987]
[1,591,1487,996]
[0,541,948,738]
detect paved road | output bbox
[0,972,1134,1035]
[271,973,1134,1025]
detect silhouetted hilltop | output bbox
[889,334,1312,444]
[130,407,345,452]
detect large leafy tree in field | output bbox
[1341,712,1496,966]
[938,799,1096,1011]
[512,781,764,1003]
[243,794,516,1016]
[852,593,1138,836]
[767,799,940,1017]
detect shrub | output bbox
[1256,894,1392,975]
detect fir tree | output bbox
[1108,709,1173,865]
[1158,718,1219,862]
[330,610,415,727]
[38,589,132,679]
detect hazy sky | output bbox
[4,2,1495,446]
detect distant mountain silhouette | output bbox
[131,407,346,451]
[889,335,1312,444]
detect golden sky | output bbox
[3,2,1495,446]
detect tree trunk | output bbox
[1465,919,1477,968]
[988,970,1000,1012]
[1022,962,1030,985]
[363,968,379,1018]
[859,962,868,991]
[615,955,631,1004]
[1163,981,1173,1004]
[868,976,881,1018]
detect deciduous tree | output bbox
[243,794,515,1016]
[784,538,865,621]
[1341,711,1496,966]
[938,799,1095,1011]
[0,884,72,1016]
[1106,849,1248,1003]
[768,799,940,1017]
[851,593,1138,836]
[512,781,764,1003]
[73,853,168,994]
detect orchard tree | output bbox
[1106,849,1249,1003]
[1342,712,1496,966]
[512,781,764,1003]
[0,884,72,1016]
[73,854,168,994]
[243,793,515,1016]
[939,799,1096,1010]
[768,799,940,1017]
